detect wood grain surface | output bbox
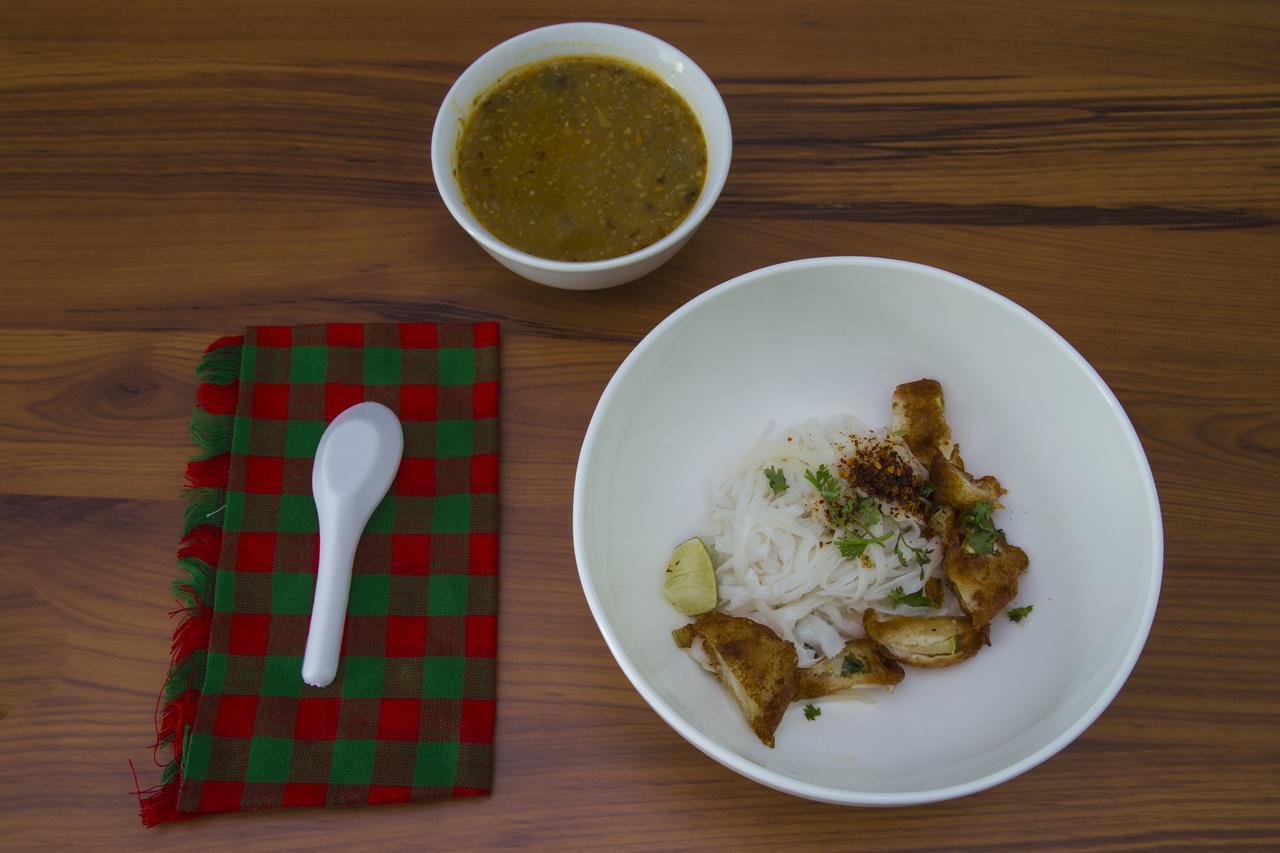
[2,1,1279,849]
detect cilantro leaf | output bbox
[892,531,935,568]
[966,528,997,555]
[804,465,842,502]
[803,703,821,721]
[806,465,895,556]
[841,655,866,675]
[853,495,881,529]
[963,500,994,529]
[805,465,858,528]
[835,536,870,560]
[920,481,936,498]
[962,500,1001,555]
[836,528,893,560]
[888,586,936,608]
[764,466,788,495]
[1007,605,1034,623]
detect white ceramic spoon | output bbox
[301,402,403,688]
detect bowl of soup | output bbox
[431,22,732,290]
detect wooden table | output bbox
[2,1,1277,848]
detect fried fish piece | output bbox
[892,379,955,467]
[923,575,945,607]
[943,528,1030,628]
[926,503,956,539]
[794,639,905,700]
[929,447,1005,511]
[862,610,989,668]
[673,613,798,748]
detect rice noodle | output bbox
[707,416,947,667]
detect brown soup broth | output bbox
[455,56,708,262]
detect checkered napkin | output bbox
[138,323,499,825]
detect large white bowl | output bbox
[431,23,732,290]
[573,257,1162,805]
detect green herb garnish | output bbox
[806,464,894,558]
[841,655,867,675]
[764,466,788,495]
[888,586,936,608]
[853,495,881,529]
[962,500,1001,556]
[963,500,994,528]
[803,703,821,721]
[920,481,936,498]
[804,464,840,500]
[836,528,894,559]
[805,465,870,530]
[893,530,934,568]
[1007,605,1034,623]
[804,464,848,523]
[893,532,910,568]
[967,528,997,555]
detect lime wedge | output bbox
[661,537,718,615]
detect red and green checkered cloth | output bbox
[139,322,498,824]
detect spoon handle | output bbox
[301,510,362,687]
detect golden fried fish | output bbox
[892,379,955,467]
[673,612,798,747]
[862,609,989,668]
[943,528,1030,628]
[794,638,905,700]
[929,447,1005,511]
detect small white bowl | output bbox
[573,257,1163,805]
[431,22,732,290]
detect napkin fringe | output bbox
[189,411,233,459]
[138,335,242,827]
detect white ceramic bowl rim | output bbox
[572,256,1163,806]
[430,22,733,273]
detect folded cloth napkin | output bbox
[138,323,499,825]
